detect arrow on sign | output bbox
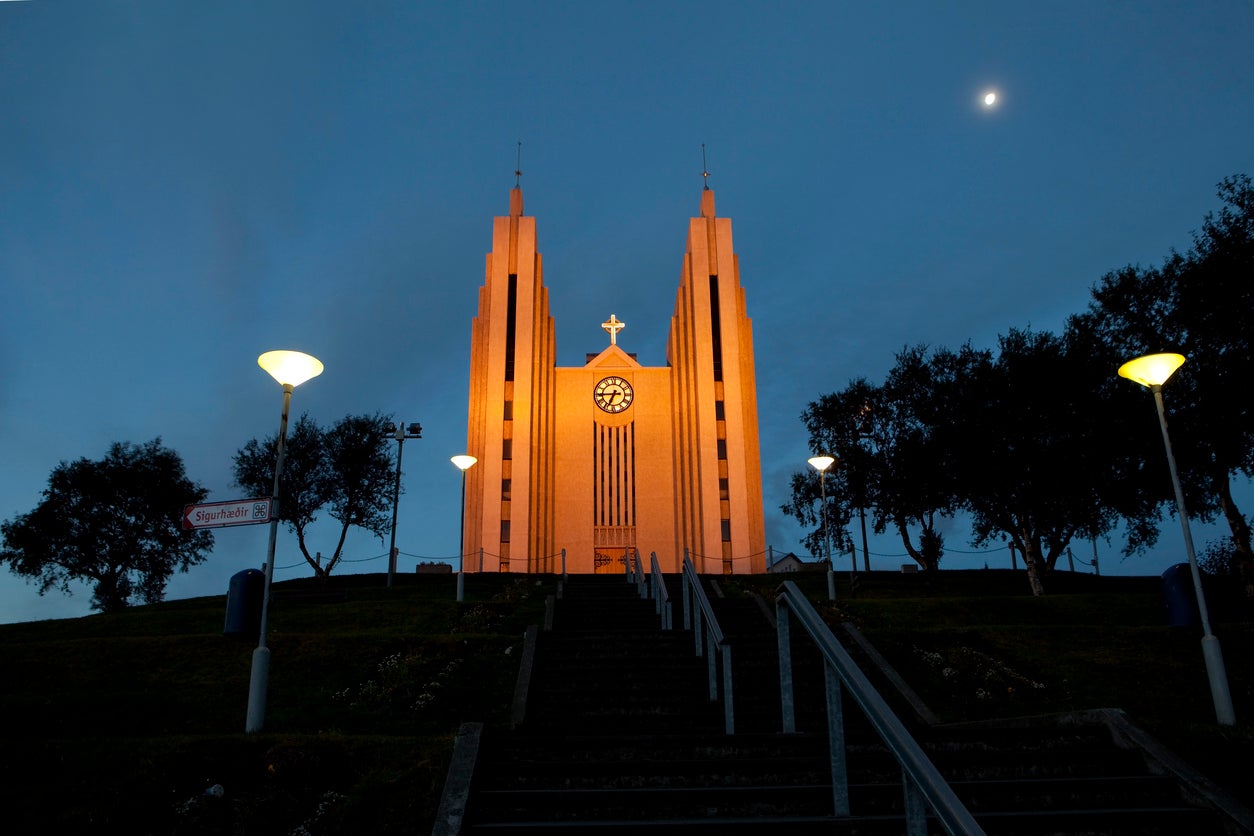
[183,498,273,530]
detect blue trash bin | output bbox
[1161,563,1199,628]
[224,568,264,640]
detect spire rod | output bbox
[701,143,710,190]
[515,141,523,187]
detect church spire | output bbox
[510,141,524,217]
[699,143,715,217]
[700,188,715,218]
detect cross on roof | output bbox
[601,314,625,346]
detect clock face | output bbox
[593,376,634,413]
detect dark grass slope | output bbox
[0,572,553,836]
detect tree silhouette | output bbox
[1075,174,1254,587]
[0,439,213,612]
[232,413,395,578]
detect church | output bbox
[459,184,766,575]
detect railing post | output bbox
[825,661,850,816]
[456,569,464,602]
[721,643,735,735]
[561,547,567,581]
[774,581,987,836]
[777,600,795,734]
[693,596,704,657]
[706,627,718,700]
[903,769,927,836]
[682,559,692,631]
[636,549,647,599]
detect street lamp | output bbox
[382,421,422,589]
[246,349,323,734]
[451,455,477,562]
[809,455,836,600]
[1118,352,1235,725]
[451,455,477,602]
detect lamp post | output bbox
[383,421,422,589]
[855,405,874,575]
[808,455,836,600]
[451,455,477,601]
[1118,352,1235,725]
[246,349,323,734]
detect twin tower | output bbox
[460,186,766,575]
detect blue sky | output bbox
[2,1,1252,623]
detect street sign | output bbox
[182,498,273,530]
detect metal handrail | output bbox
[649,551,672,630]
[628,548,647,598]
[682,550,734,734]
[775,580,985,835]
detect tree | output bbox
[942,329,1159,595]
[0,439,213,613]
[232,413,395,578]
[875,345,971,571]
[1176,174,1254,583]
[791,331,1156,595]
[781,460,854,568]
[785,378,872,566]
[1075,174,1254,588]
[789,359,963,573]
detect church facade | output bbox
[460,186,765,575]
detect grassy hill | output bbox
[1,568,1250,834]
[0,572,554,835]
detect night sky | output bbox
[3,1,1253,623]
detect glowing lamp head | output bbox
[1117,353,1186,388]
[808,455,836,473]
[257,350,324,388]
[451,455,478,472]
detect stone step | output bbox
[466,802,1213,835]
[473,773,1191,820]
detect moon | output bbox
[983,91,998,107]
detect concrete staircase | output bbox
[442,574,1251,835]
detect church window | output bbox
[715,400,725,420]
[709,275,723,382]
[721,520,731,541]
[504,274,517,381]
[502,479,511,500]
[503,400,513,420]
[502,439,512,460]
[717,439,727,459]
